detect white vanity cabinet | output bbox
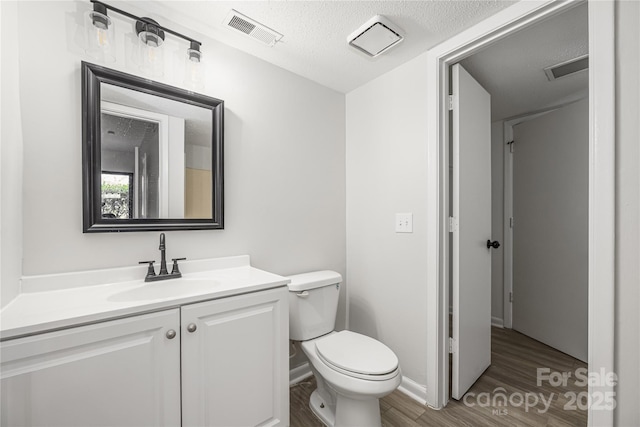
[181,286,289,427]
[0,286,289,427]
[0,309,182,426]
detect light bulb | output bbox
[95,27,110,48]
[184,42,204,91]
[184,52,204,91]
[138,39,164,77]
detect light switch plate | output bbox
[395,213,413,233]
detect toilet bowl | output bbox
[288,271,402,427]
[301,331,402,427]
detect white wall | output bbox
[8,1,346,328]
[346,53,429,388]
[102,149,135,174]
[614,1,640,425]
[186,145,211,171]
[0,1,24,308]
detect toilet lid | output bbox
[315,330,398,376]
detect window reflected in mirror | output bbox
[101,172,133,219]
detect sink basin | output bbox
[108,278,221,302]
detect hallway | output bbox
[290,327,587,426]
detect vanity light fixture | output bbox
[184,41,204,91]
[85,1,203,83]
[136,18,165,48]
[136,17,166,77]
[84,1,116,62]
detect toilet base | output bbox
[334,394,382,427]
[309,389,336,427]
[309,386,383,427]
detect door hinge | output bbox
[508,140,515,153]
[448,95,455,111]
[449,216,458,233]
[509,217,514,229]
[509,292,513,303]
[449,337,456,354]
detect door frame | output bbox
[425,2,615,426]
[101,101,170,217]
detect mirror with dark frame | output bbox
[81,61,224,232]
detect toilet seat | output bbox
[315,331,399,381]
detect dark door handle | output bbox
[487,240,500,249]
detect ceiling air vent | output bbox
[544,55,589,81]
[347,15,403,58]
[224,10,283,47]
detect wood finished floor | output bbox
[290,327,587,427]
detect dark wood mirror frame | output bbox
[81,61,224,233]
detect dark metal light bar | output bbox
[90,0,202,49]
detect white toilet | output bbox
[288,271,402,427]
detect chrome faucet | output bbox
[139,233,186,282]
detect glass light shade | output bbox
[137,33,165,77]
[184,48,204,91]
[84,11,116,62]
[138,30,164,48]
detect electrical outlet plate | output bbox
[395,213,413,233]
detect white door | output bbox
[181,287,289,427]
[1,310,181,426]
[512,99,588,362]
[451,63,493,400]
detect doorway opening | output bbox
[426,2,615,426]
[447,3,589,411]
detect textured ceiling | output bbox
[132,0,517,93]
[102,84,212,148]
[461,2,588,121]
[102,114,157,153]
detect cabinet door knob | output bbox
[187,323,197,333]
[165,329,177,340]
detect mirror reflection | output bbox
[82,61,223,233]
[100,84,212,220]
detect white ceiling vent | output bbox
[347,15,403,58]
[224,10,283,47]
[544,54,589,81]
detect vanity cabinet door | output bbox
[181,287,289,427]
[1,309,181,427]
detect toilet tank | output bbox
[288,271,342,341]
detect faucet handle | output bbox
[139,260,156,279]
[171,257,186,275]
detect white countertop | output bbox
[0,256,290,340]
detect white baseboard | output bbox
[397,376,428,406]
[289,362,313,385]
[491,316,504,328]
